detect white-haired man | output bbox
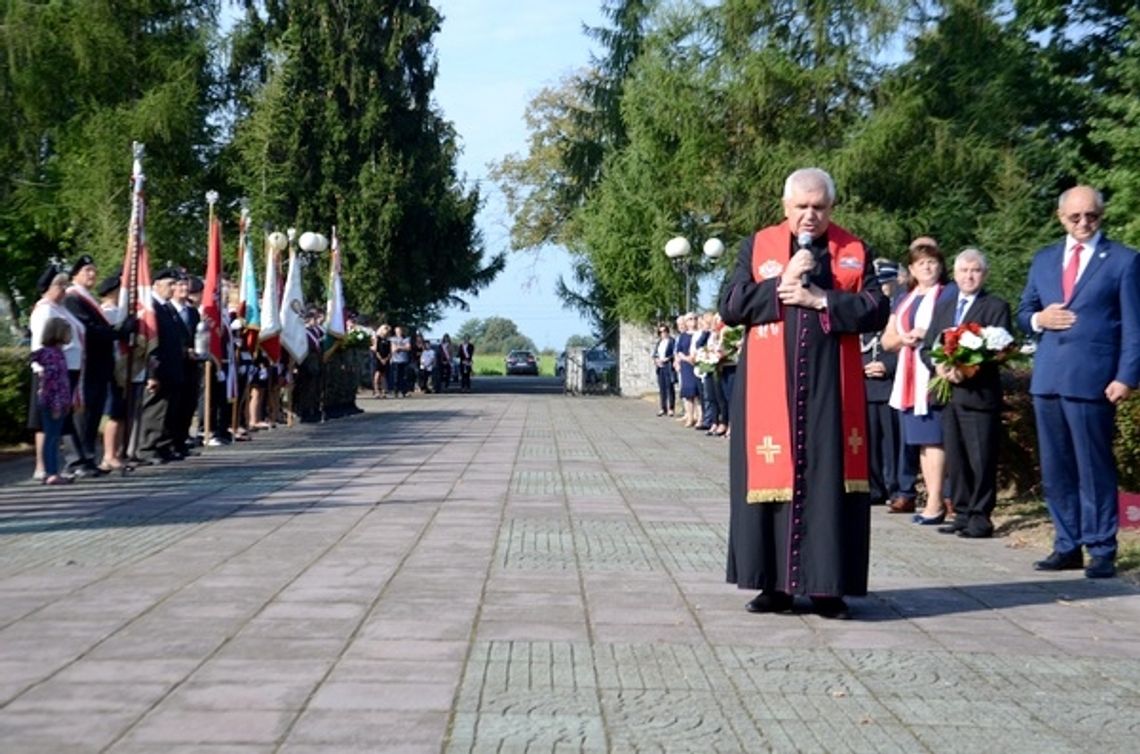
[922,248,1011,539]
[720,167,889,619]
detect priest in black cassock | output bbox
[719,168,890,619]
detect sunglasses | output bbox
[1064,212,1101,223]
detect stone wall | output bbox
[618,321,658,398]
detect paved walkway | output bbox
[0,386,1138,753]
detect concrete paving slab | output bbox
[0,388,1137,752]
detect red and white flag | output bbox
[119,149,158,363]
[200,207,225,363]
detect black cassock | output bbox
[720,230,889,597]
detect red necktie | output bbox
[1062,243,1082,302]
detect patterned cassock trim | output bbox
[746,488,793,504]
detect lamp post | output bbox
[298,230,329,260]
[664,235,725,312]
[296,230,330,421]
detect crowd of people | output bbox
[718,168,1138,621]
[26,170,1137,619]
[367,328,474,397]
[26,259,343,484]
[651,311,736,437]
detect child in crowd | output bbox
[32,318,75,485]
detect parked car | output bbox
[583,348,616,384]
[505,349,539,375]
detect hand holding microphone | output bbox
[779,231,825,309]
[797,232,815,287]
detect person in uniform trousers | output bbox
[862,260,901,507]
[169,273,201,456]
[1018,185,1140,578]
[922,249,1012,538]
[138,268,187,463]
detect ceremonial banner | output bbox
[326,226,346,339]
[119,148,158,364]
[259,235,283,361]
[237,210,262,353]
[279,248,309,362]
[201,208,224,363]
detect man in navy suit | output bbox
[924,249,1012,538]
[1017,186,1140,578]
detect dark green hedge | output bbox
[1000,367,1140,496]
[0,347,30,445]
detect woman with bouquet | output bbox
[921,249,1012,539]
[883,238,955,524]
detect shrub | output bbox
[999,367,1040,498]
[1115,392,1140,491]
[0,347,31,445]
[999,365,1140,495]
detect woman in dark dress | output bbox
[675,312,702,427]
[371,324,391,397]
[883,239,954,524]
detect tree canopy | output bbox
[1,0,499,328]
[493,0,1140,322]
[455,316,536,354]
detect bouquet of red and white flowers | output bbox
[928,323,1020,404]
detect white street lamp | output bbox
[665,235,724,311]
[298,231,329,253]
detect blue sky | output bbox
[429,1,605,350]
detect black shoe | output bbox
[937,523,965,535]
[811,597,851,620]
[1033,550,1083,572]
[745,591,794,614]
[126,455,156,467]
[957,529,993,539]
[72,463,106,478]
[1084,557,1116,579]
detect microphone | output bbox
[797,232,814,287]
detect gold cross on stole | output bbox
[755,435,782,463]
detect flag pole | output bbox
[202,191,219,445]
[123,142,145,463]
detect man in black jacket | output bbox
[64,255,132,475]
[138,268,188,463]
[923,249,1012,539]
[169,273,201,455]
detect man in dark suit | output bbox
[923,249,1012,538]
[1017,186,1140,578]
[169,273,201,455]
[138,268,188,463]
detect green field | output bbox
[473,353,555,377]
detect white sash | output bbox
[888,284,942,415]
